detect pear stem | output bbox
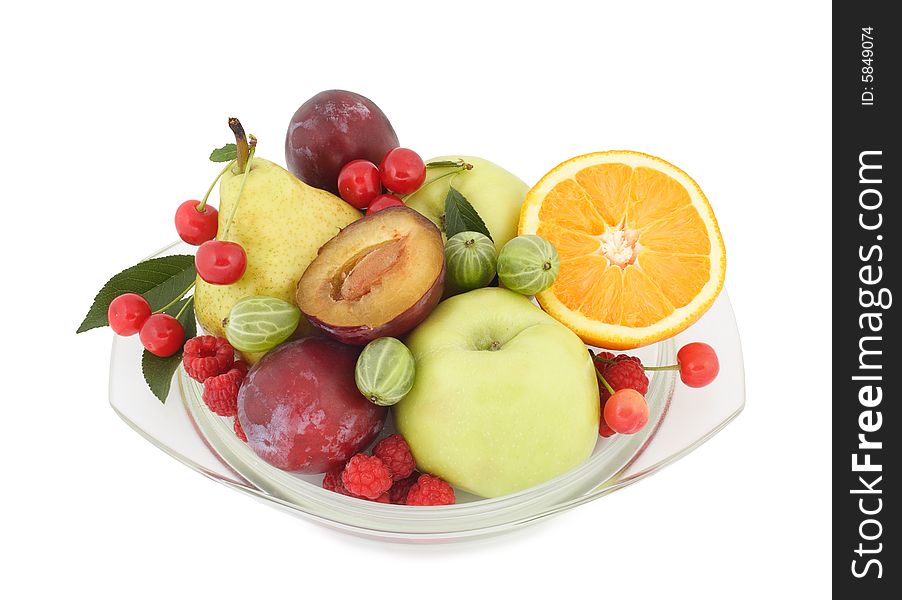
[198,160,236,212]
[229,118,249,172]
[220,146,255,241]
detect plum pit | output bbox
[331,237,408,302]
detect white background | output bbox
[2,1,831,597]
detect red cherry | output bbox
[107,293,152,336]
[195,240,247,285]
[337,160,381,209]
[677,342,720,387]
[380,148,426,194]
[139,314,185,357]
[175,200,219,245]
[598,396,616,437]
[367,194,404,214]
[603,389,649,435]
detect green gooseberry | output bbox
[496,235,560,296]
[444,231,497,292]
[355,337,416,407]
[225,295,301,353]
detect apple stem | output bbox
[197,159,237,212]
[229,117,250,172]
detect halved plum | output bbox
[296,206,445,345]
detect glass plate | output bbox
[109,241,745,541]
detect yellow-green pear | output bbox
[194,155,360,359]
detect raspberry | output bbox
[202,361,248,416]
[183,336,234,382]
[373,434,416,480]
[341,454,393,499]
[324,464,393,503]
[389,470,421,504]
[405,474,455,506]
[596,354,648,403]
[323,466,350,495]
[234,416,247,442]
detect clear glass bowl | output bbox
[182,337,675,537]
[109,241,745,542]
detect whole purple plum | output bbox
[237,337,387,473]
[285,90,399,195]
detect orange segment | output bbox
[518,151,726,349]
[637,250,710,309]
[551,254,607,310]
[537,179,605,235]
[627,167,693,229]
[581,262,624,324]
[620,266,675,328]
[537,222,600,259]
[575,163,632,226]
[639,204,711,254]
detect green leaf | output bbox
[77,255,196,333]
[444,186,493,241]
[141,297,196,403]
[141,350,184,404]
[210,143,237,162]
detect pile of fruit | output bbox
[79,90,726,504]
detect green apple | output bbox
[395,287,599,498]
[405,156,528,253]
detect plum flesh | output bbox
[296,207,445,345]
[237,337,387,473]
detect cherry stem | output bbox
[197,160,237,212]
[174,295,195,321]
[153,281,196,315]
[593,356,681,371]
[401,163,472,200]
[425,159,473,170]
[229,118,249,172]
[221,145,256,240]
[595,368,615,396]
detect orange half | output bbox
[519,151,726,349]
